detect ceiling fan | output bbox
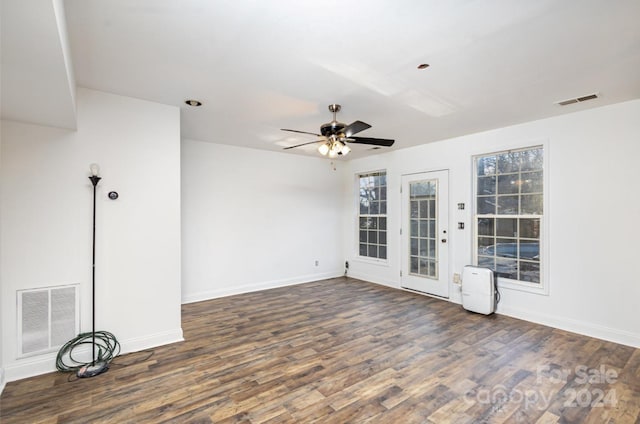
[281,104,395,157]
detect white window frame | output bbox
[355,170,389,263]
[472,143,549,295]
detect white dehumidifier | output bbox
[461,265,496,315]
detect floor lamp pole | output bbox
[77,164,109,378]
[90,174,100,364]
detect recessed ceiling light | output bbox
[417,63,430,69]
[185,99,202,107]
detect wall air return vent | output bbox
[17,285,79,356]
[556,93,599,106]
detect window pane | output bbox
[419,258,429,276]
[360,199,369,215]
[419,239,427,256]
[478,256,495,269]
[379,217,387,230]
[380,202,387,214]
[369,201,379,214]
[379,231,387,245]
[380,187,387,200]
[519,218,540,239]
[521,194,543,214]
[368,231,378,244]
[497,152,520,174]
[478,218,494,236]
[519,241,540,260]
[368,245,378,258]
[496,258,518,279]
[428,260,437,278]
[428,219,436,238]
[359,244,367,256]
[521,148,543,171]
[419,201,428,218]
[497,174,519,195]
[428,239,436,258]
[521,171,543,194]
[379,246,387,259]
[410,256,419,274]
[359,217,369,229]
[410,201,419,218]
[359,230,367,242]
[477,196,496,214]
[419,220,428,237]
[410,238,418,256]
[477,156,496,176]
[429,200,436,218]
[496,218,517,237]
[410,219,418,236]
[520,261,540,283]
[478,237,495,252]
[477,176,496,195]
[495,239,518,258]
[497,196,518,214]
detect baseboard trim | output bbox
[4,328,184,383]
[497,305,640,349]
[118,328,184,355]
[182,271,343,304]
[346,271,398,290]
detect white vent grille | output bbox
[556,93,599,106]
[18,285,79,356]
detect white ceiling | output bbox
[3,0,640,159]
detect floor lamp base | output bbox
[77,361,109,378]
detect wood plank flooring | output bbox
[1,277,639,423]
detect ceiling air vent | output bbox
[556,93,599,106]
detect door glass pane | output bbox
[409,180,438,279]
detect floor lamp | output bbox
[77,163,109,378]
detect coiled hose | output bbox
[56,331,120,372]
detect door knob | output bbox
[441,239,447,243]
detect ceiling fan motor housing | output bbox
[320,121,346,137]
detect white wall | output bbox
[181,140,345,303]
[0,88,183,381]
[344,99,640,348]
[0,108,4,394]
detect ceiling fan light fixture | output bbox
[318,143,330,156]
[328,142,341,158]
[341,144,351,155]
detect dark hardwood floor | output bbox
[1,277,639,423]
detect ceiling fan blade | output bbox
[283,139,325,150]
[347,137,395,147]
[344,120,371,137]
[281,128,322,137]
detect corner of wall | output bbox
[0,367,5,395]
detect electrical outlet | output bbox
[453,273,461,284]
[315,260,319,266]
[345,261,349,269]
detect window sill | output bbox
[498,277,548,296]
[352,257,390,267]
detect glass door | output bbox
[401,170,449,297]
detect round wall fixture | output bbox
[108,191,119,200]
